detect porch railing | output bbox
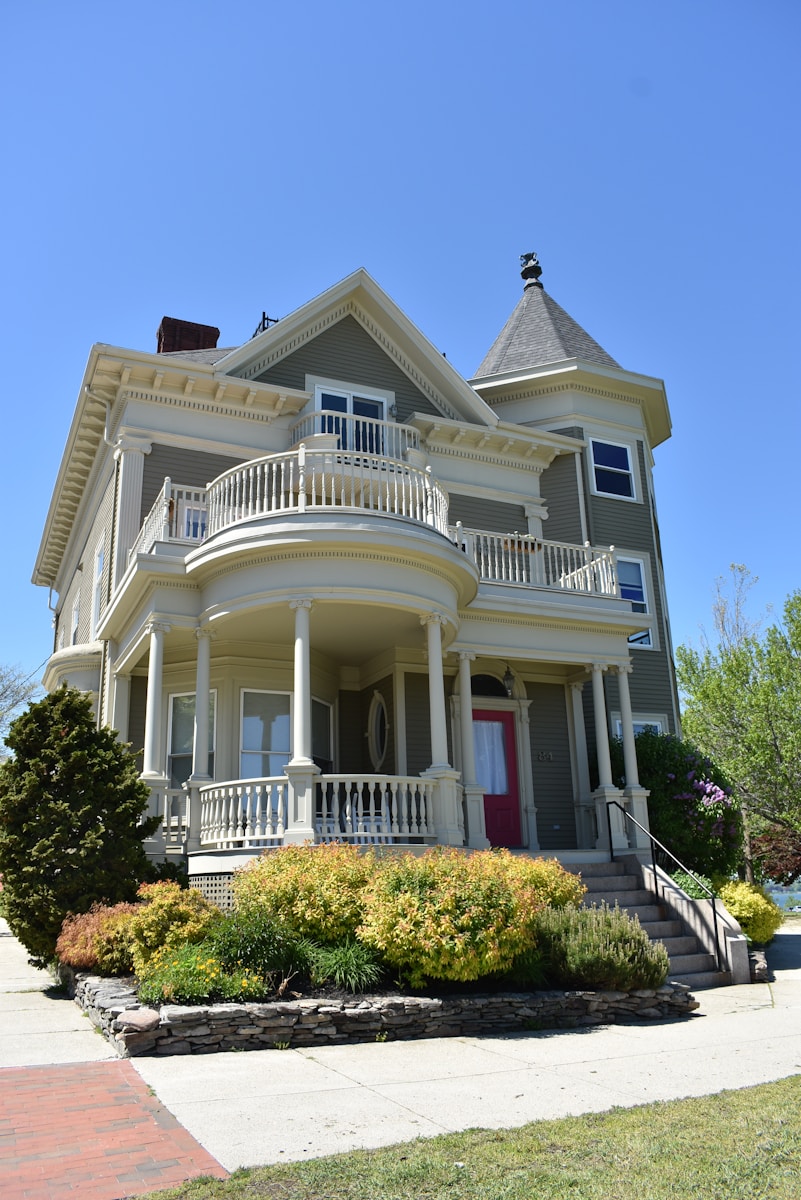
[452,526,619,598]
[317,774,435,842]
[289,412,420,460]
[129,480,208,560]
[196,773,436,849]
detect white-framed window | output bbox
[71,598,80,646]
[589,438,636,499]
[614,715,665,737]
[168,692,216,788]
[178,499,207,541]
[307,377,394,453]
[91,536,105,639]
[240,690,333,778]
[617,556,652,647]
[367,691,388,770]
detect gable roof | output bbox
[474,281,620,378]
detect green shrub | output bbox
[489,851,586,909]
[303,938,385,993]
[136,942,271,1005]
[232,842,378,943]
[127,881,220,974]
[717,880,783,944]
[357,847,541,987]
[534,903,670,990]
[670,870,714,900]
[0,686,159,965]
[207,908,301,975]
[56,902,139,975]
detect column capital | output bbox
[615,661,633,676]
[194,625,216,642]
[457,650,476,663]
[420,611,446,629]
[569,680,585,694]
[113,434,153,460]
[146,620,171,637]
[289,598,314,612]
[588,661,608,676]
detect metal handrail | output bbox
[606,800,724,973]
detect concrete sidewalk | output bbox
[1,917,801,1188]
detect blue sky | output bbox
[2,0,799,685]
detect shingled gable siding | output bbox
[252,314,444,424]
[526,682,577,850]
[140,445,246,525]
[447,493,527,534]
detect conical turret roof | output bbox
[473,253,620,378]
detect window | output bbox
[168,692,216,788]
[91,537,105,639]
[590,439,635,499]
[240,691,332,777]
[617,557,652,647]
[178,500,207,541]
[313,381,390,453]
[367,691,388,769]
[614,716,665,737]
[71,598,80,646]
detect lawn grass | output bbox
[138,1076,801,1200]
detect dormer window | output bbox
[590,439,635,499]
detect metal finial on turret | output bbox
[520,252,543,290]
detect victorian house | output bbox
[33,254,679,902]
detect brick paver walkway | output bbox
[0,1060,228,1200]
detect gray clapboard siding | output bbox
[447,492,527,534]
[539,452,583,543]
[404,671,432,776]
[128,676,147,773]
[337,678,395,774]
[141,445,245,523]
[526,682,577,850]
[253,314,443,423]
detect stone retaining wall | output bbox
[65,972,699,1058]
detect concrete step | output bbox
[567,861,628,878]
[615,904,666,924]
[669,952,717,975]
[669,969,732,990]
[640,920,683,939]
[581,875,643,893]
[660,936,699,956]
[582,890,655,908]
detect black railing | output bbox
[606,800,724,974]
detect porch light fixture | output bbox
[503,665,515,697]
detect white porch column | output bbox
[289,599,314,766]
[590,662,613,788]
[109,671,131,743]
[191,627,212,781]
[113,436,152,586]
[616,662,639,787]
[142,621,169,778]
[458,652,490,849]
[422,613,450,769]
[616,662,651,849]
[284,599,318,844]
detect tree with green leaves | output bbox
[0,685,159,964]
[676,566,801,879]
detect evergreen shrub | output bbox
[533,903,670,990]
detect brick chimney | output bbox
[157,316,220,354]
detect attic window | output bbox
[590,439,635,499]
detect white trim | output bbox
[306,374,394,417]
[616,553,655,649]
[612,712,666,738]
[367,690,389,770]
[167,690,217,787]
[91,534,106,640]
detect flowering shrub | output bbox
[232,843,378,943]
[611,730,742,875]
[717,881,783,944]
[127,881,220,974]
[136,942,270,1005]
[488,851,586,909]
[356,847,543,987]
[56,902,139,975]
[533,903,669,990]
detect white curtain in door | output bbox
[473,719,508,794]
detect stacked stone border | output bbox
[63,971,699,1058]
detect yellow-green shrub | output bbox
[127,881,219,974]
[488,851,586,909]
[136,943,269,1005]
[56,902,139,975]
[718,880,783,944]
[356,847,542,987]
[232,843,377,943]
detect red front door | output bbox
[473,709,521,847]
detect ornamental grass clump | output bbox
[232,842,378,943]
[356,847,542,988]
[717,880,783,944]
[534,903,669,990]
[56,902,140,975]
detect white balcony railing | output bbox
[453,526,619,598]
[129,481,208,561]
[290,412,420,459]
[197,773,435,849]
